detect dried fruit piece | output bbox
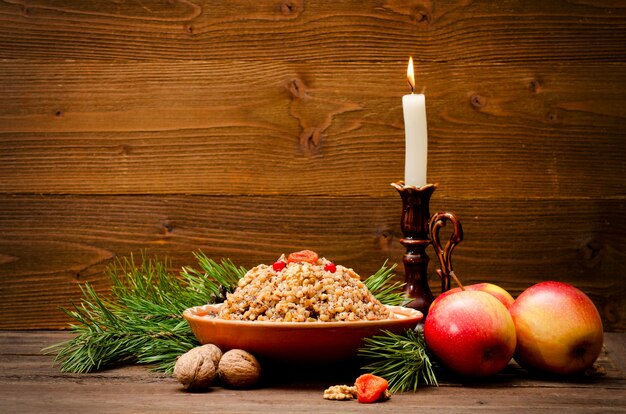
[272,260,286,272]
[324,262,337,273]
[287,250,319,264]
[355,373,390,403]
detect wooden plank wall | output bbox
[0,0,624,331]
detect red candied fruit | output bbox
[324,262,337,273]
[272,260,286,272]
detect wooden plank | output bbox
[0,195,623,330]
[2,380,624,414]
[0,354,163,380]
[4,333,623,388]
[0,0,624,62]
[0,60,624,198]
[0,331,624,414]
[603,333,626,374]
[0,331,73,355]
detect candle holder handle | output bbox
[429,212,464,293]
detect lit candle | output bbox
[402,56,428,187]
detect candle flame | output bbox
[407,56,415,93]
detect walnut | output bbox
[173,344,222,390]
[218,349,261,388]
[199,343,223,366]
[323,384,358,400]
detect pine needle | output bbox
[359,329,438,392]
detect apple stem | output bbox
[450,271,465,290]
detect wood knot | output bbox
[376,229,395,252]
[281,0,298,15]
[603,300,619,324]
[288,78,307,100]
[528,78,542,94]
[582,239,602,267]
[185,23,194,34]
[300,127,321,154]
[54,110,63,117]
[546,111,558,124]
[470,94,486,109]
[412,8,431,24]
[162,222,174,234]
[117,144,131,156]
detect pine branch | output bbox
[359,329,438,392]
[45,253,244,374]
[363,262,409,306]
[180,251,246,303]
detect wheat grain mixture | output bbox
[218,253,390,322]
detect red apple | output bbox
[510,281,603,375]
[424,290,517,377]
[438,283,515,309]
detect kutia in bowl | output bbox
[217,249,392,323]
[183,250,423,363]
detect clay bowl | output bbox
[183,303,422,363]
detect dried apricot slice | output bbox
[355,373,389,403]
[287,250,319,264]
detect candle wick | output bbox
[408,80,415,94]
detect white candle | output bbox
[402,56,428,187]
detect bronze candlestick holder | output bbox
[391,182,464,317]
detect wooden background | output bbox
[0,0,624,331]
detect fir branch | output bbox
[45,253,244,374]
[359,329,438,392]
[363,262,408,306]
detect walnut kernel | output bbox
[323,385,358,400]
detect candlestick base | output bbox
[391,181,464,317]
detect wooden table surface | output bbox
[1,331,624,413]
